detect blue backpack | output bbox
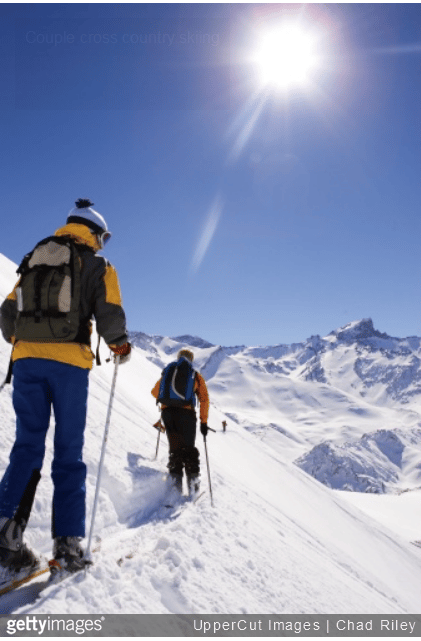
[157,357,197,407]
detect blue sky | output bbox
[1,3,421,347]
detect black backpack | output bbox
[14,236,82,342]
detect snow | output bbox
[296,428,421,493]
[1,254,421,615]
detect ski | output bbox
[0,557,93,596]
[0,563,50,597]
[165,490,206,509]
[0,541,99,597]
[47,558,93,586]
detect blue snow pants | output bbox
[0,358,89,538]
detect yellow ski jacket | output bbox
[0,224,128,369]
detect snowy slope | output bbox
[1,254,421,614]
[131,321,421,491]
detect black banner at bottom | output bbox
[1,614,421,637]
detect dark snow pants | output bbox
[0,358,89,538]
[161,407,200,477]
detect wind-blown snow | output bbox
[1,254,421,614]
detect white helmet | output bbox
[67,199,111,247]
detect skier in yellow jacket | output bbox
[151,349,209,498]
[0,199,131,575]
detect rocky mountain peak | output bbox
[333,318,391,344]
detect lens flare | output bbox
[191,195,223,273]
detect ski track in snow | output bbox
[1,254,421,614]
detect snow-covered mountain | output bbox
[132,317,421,408]
[1,251,421,614]
[131,318,421,493]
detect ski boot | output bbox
[187,474,200,500]
[0,517,39,578]
[165,473,183,506]
[52,536,87,574]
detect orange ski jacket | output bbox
[151,370,210,424]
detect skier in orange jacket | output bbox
[151,349,209,498]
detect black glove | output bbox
[200,423,209,437]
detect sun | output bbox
[252,23,320,92]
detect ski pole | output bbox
[203,434,214,508]
[0,357,13,394]
[155,425,161,460]
[153,419,163,460]
[86,355,120,561]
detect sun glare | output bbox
[252,24,320,91]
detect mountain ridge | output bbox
[130,317,420,353]
[129,317,421,404]
[130,317,421,494]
